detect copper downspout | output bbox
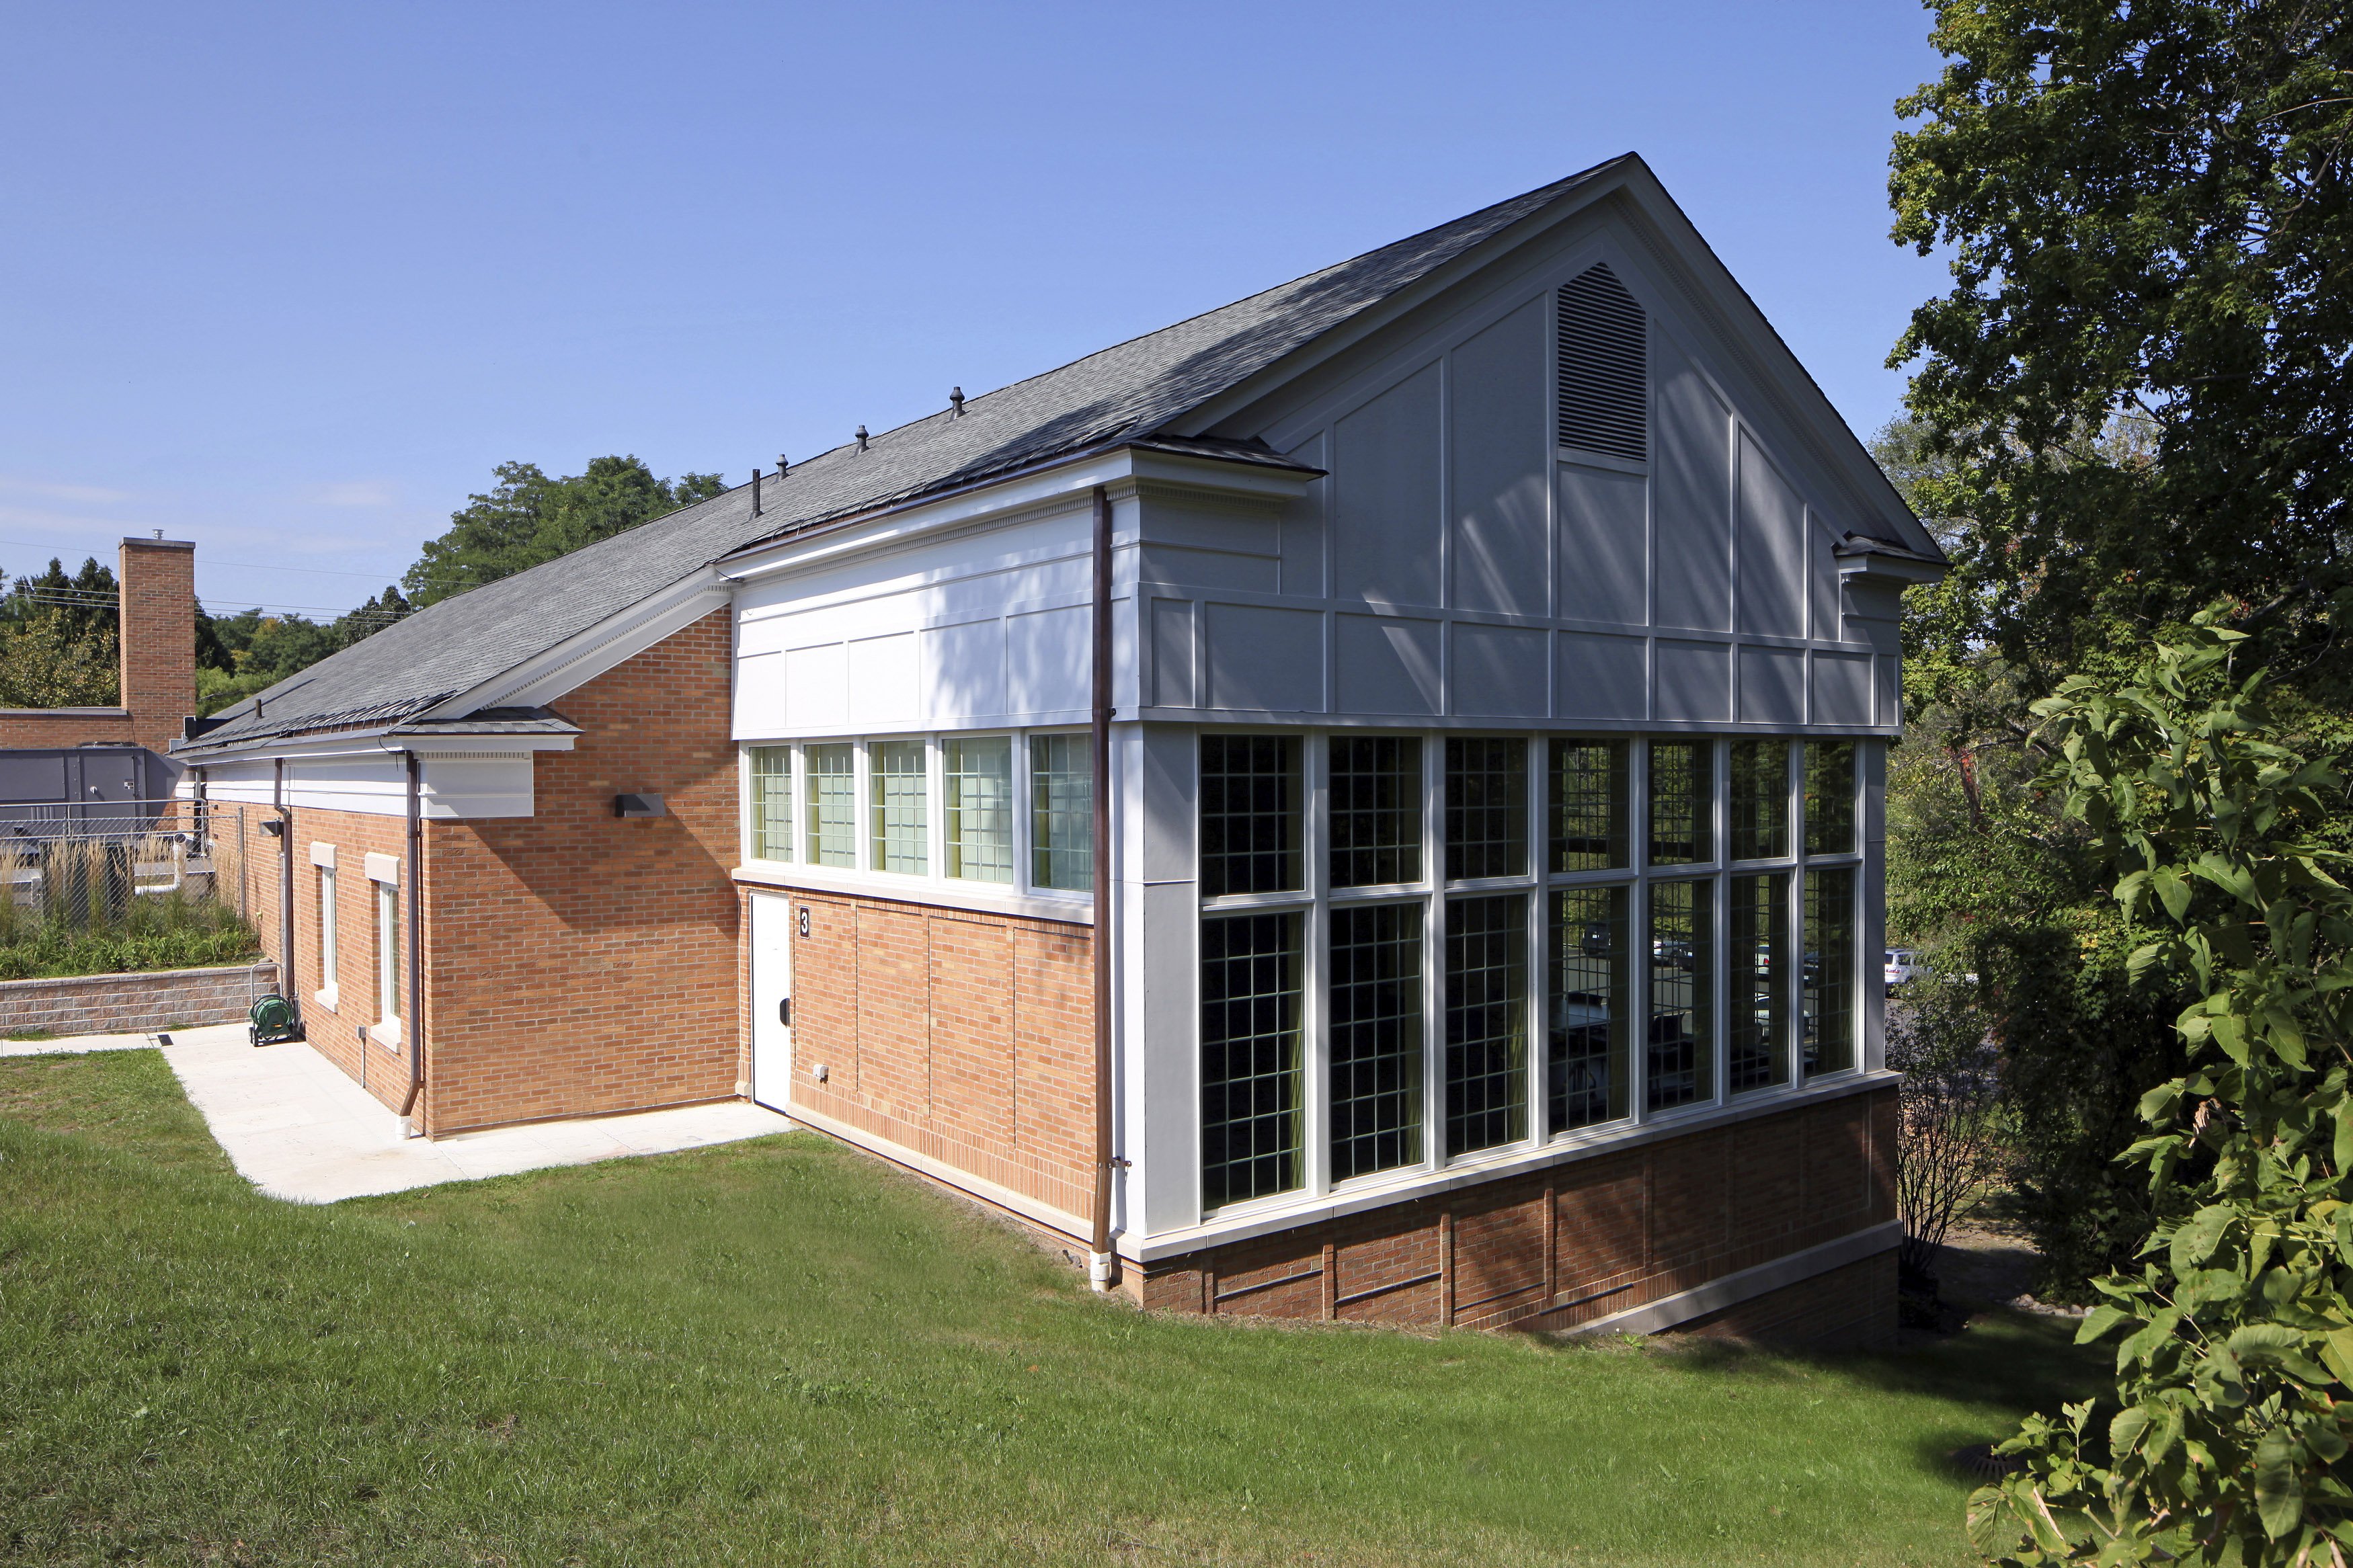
[1088,483,1117,1292]
[398,751,426,1129]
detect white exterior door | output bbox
[748,893,794,1112]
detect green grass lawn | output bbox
[0,1052,2103,1567]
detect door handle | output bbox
[779,997,791,1028]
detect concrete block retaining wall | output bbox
[0,961,280,1036]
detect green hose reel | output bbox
[249,993,303,1047]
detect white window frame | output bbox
[367,854,401,1048]
[309,841,338,1012]
[1193,727,1878,1224]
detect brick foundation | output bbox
[1133,1085,1898,1340]
[0,960,279,1036]
[1668,1250,1897,1351]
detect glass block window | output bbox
[1201,911,1305,1208]
[1445,737,1527,881]
[1548,884,1630,1132]
[1329,735,1423,887]
[1201,735,1301,896]
[1804,868,1855,1077]
[1550,739,1629,872]
[1646,878,1713,1110]
[748,745,793,862]
[1646,742,1712,866]
[943,737,1013,883]
[804,744,856,868]
[869,740,929,874]
[1804,741,1858,857]
[1328,903,1423,1181]
[1728,740,1789,862]
[1029,735,1092,891]
[1445,894,1528,1154]
[1728,872,1789,1092]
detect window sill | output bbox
[731,862,1094,925]
[312,987,337,1014]
[366,1017,402,1050]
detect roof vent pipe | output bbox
[776,452,788,477]
[854,425,869,452]
[751,467,763,516]
[949,387,965,418]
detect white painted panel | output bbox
[785,643,848,728]
[416,757,536,819]
[1136,878,1201,1235]
[1135,545,1277,593]
[733,648,787,738]
[1806,511,1844,642]
[922,618,1007,720]
[1451,622,1548,719]
[1652,337,1732,632]
[731,509,1090,626]
[1203,603,1324,712]
[1811,651,1874,726]
[848,632,918,724]
[1556,631,1648,720]
[1876,656,1903,727]
[1278,432,1328,597]
[1448,298,1548,617]
[1150,599,1196,708]
[1333,613,1441,716]
[1735,432,1806,638]
[1008,604,1089,716]
[1332,362,1443,608]
[749,893,794,1112]
[1557,464,1647,626]
[1653,638,1730,722]
[1737,644,1806,725]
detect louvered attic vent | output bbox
[1556,263,1647,462]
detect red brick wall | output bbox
[118,538,195,755]
[0,538,194,754]
[1675,1251,1897,1350]
[778,887,1096,1225]
[420,609,741,1134]
[1136,1085,1897,1344]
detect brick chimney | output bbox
[118,534,196,753]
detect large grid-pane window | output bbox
[1445,737,1527,880]
[1029,735,1092,891]
[1728,741,1788,862]
[1647,742,1712,865]
[1804,868,1855,1077]
[1549,884,1630,1131]
[1330,736,1422,887]
[1201,911,1304,1207]
[869,740,928,874]
[1328,903,1423,1180]
[1729,872,1789,1092]
[749,745,793,862]
[943,737,1012,883]
[1201,735,1301,895]
[1646,879,1713,1110]
[1445,894,1527,1153]
[1550,739,1629,872]
[1804,741,1857,857]
[804,745,856,867]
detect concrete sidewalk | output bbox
[7,1022,795,1202]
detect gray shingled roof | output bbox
[186,158,1626,753]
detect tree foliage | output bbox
[1889,0,2353,704]
[1968,615,2353,1565]
[402,456,725,608]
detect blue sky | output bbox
[0,1,1950,622]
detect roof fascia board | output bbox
[418,568,732,720]
[720,445,1314,586]
[1166,163,1636,438]
[181,730,577,767]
